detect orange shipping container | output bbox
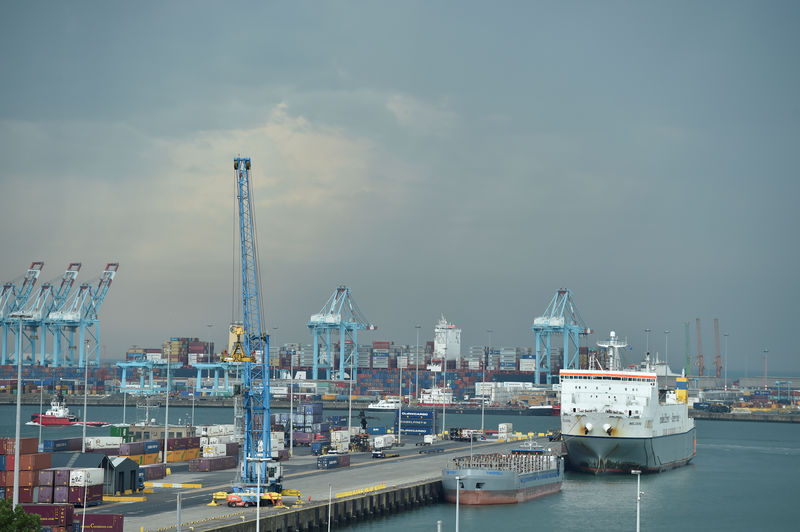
[20,453,52,471]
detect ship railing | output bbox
[450,453,557,474]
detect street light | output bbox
[632,469,642,532]
[12,315,22,506]
[664,330,670,375]
[762,349,769,390]
[82,339,90,453]
[398,365,402,445]
[415,325,421,400]
[644,328,651,354]
[723,333,729,391]
[289,349,294,457]
[455,475,462,532]
[271,327,279,380]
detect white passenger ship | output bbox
[559,331,695,473]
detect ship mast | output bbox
[596,331,627,371]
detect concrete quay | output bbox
[111,437,538,532]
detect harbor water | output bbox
[1,403,797,530]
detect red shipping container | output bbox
[21,503,74,527]
[37,486,53,503]
[68,484,103,505]
[19,470,38,487]
[2,437,38,455]
[76,513,124,531]
[20,453,52,471]
[10,486,35,502]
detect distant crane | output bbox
[16,263,82,365]
[1,262,44,364]
[229,156,282,501]
[713,318,723,379]
[532,288,592,385]
[695,318,704,377]
[307,286,376,380]
[48,263,118,367]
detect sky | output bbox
[1,1,798,375]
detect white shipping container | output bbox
[498,423,513,434]
[334,442,348,453]
[373,436,388,449]
[199,437,209,446]
[271,432,284,442]
[383,434,395,446]
[69,468,104,487]
[331,430,350,443]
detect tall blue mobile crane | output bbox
[226,156,283,506]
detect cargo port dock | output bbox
[87,435,556,532]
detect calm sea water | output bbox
[1,403,796,531]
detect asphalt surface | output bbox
[83,435,538,532]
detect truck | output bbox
[225,460,283,507]
[448,428,479,442]
[371,450,399,459]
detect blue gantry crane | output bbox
[1,262,44,364]
[47,263,118,367]
[532,288,592,385]
[229,156,282,501]
[15,263,82,365]
[307,286,376,381]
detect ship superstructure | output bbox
[560,331,695,473]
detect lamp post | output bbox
[38,379,43,447]
[664,330,670,375]
[82,339,90,453]
[13,316,22,506]
[455,475,461,532]
[327,483,332,532]
[632,469,642,532]
[256,461,261,532]
[289,349,294,457]
[483,330,492,439]
[644,328,651,355]
[163,360,171,465]
[762,349,769,390]
[348,349,354,439]
[415,325,420,400]
[398,366,402,445]
[723,333,729,391]
[271,327,278,380]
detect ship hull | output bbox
[442,461,563,505]
[564,427,696,474]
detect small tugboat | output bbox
[29,392,108,427]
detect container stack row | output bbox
[0,437,52,503]
[21,503,123,532]
[394,409,436,436]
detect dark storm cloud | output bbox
[0,1,797,374]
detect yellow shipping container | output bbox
[126,454,143,464]
[183,448,200,460]
[141,452,159,465]
[166,450,186,462]
[321,394,337,401]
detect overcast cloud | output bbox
[1,1,798,374]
